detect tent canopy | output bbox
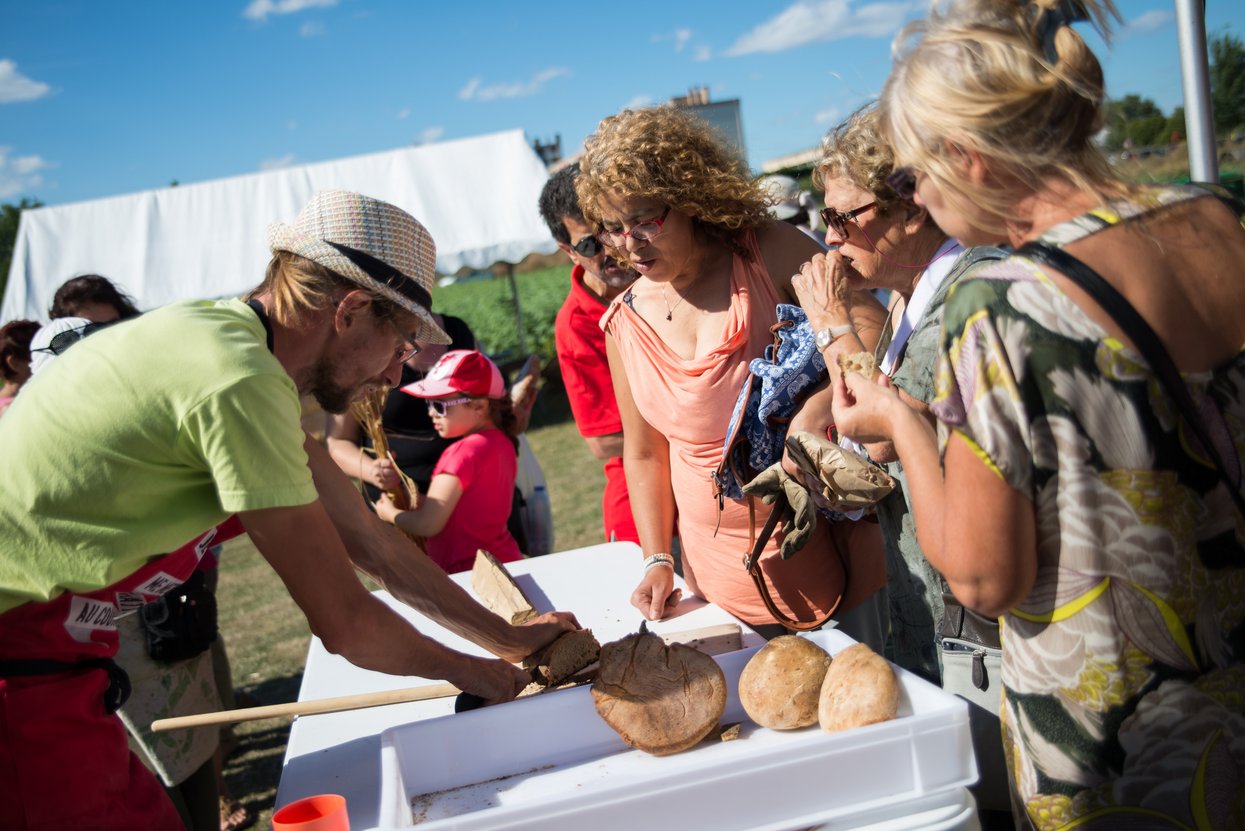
[2,129,558,321]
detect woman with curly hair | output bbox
[833,0,1245,825]
[577,107,888,638]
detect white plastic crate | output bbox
[378,629,976,830]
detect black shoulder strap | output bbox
[1019,241,1245,522]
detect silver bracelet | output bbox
[643,552,675,572]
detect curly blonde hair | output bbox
[881,0,1123,236]
[816,102,905,214]
[575,107,771,258]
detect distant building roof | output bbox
[762,146,822,174]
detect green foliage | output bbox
[1211,31,1245,135]
[431,265,571,365]
[1105,95,1168,150]
[0,198,43,302]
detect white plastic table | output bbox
[275,542,767,830]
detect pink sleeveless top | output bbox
[602,232,852,626]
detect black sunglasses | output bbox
[886,167,918,200]
[571,235,603,258]
[819,202,877,237]
[32,321,115,356]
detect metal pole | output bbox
[507,262,528,354]
[1174,0,1219,182]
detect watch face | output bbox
[816,329,832,350]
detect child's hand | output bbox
[365,457,401,492]
[374,492,402,525]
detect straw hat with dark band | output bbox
[267,190,450,344]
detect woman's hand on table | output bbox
[631,568,683,621]
[496,611,581,664]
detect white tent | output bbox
[2,129,558,321]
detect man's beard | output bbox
[306,356,354,414]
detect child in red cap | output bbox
[375,350,523,573]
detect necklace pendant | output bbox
[665,311,673,321]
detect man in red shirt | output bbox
[539,164,639,543]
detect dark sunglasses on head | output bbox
[32,321,115,356]
[571,235,603,258]
[886,167,918,200]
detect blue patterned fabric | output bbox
[715,303,826,501]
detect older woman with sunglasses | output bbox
[792,102,991,682]
[831,1,1245,825]
[576,107,889,640]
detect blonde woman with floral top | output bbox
[831,1,1245,828]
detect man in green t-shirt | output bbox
[0,191,578,831]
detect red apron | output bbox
[0,517,243,831]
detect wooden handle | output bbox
[151,681,460,732]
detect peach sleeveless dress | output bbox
[602,232,879,626]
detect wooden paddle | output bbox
[151,682,461,731]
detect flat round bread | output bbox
[591,632,727,756]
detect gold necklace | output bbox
[660,286,687,321]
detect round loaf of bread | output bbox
[591,632,727,756]
[738,635,831,729]
[818,643,899,733]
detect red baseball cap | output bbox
[400,350,506,399]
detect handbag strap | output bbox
[742,497,843,631]
[1019,241,1245,522]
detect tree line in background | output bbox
[1106,32,1244,151]
[1,32,1242,304]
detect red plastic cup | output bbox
[271,794,349,831]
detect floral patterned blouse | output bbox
[931,187,1245,830]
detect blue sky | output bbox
[2,0,1241,207]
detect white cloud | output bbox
[625,94,654,110]
[396,107,411,120]
[1122,9,1173,36]
[694,45,712,62]
[416,126,444,144]
[299,20,325,36]
[675,28,693,52]
[814,106,841,124]
[724,0,918,56]
[259,154,296,171]
[242,0,336,22]
[0,59,51,104]
[458,67,570,102]
[0,147,53,199]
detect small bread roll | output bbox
[738,636,831,730]
[818,643,899,733]
[836,351,876,377]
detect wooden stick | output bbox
[151,624,744,732]
[151,682,459,732]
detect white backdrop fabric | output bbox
[2,129,557,321]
